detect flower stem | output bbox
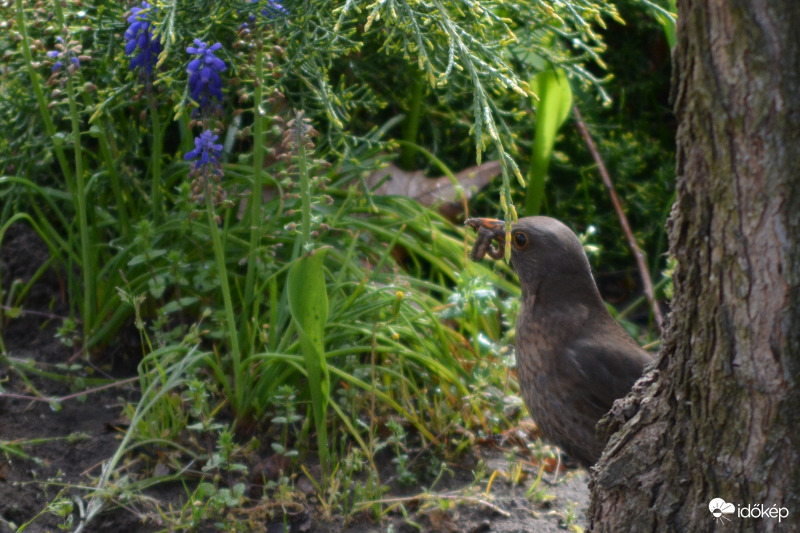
[243,41,266,338]
[149,94,163,223]
[51,0,95,348]
[297,116,311,254]
[64,72,95,348]
[204,186,242,411]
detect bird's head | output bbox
[466,216,596,293]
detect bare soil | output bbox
[1,224,590,532]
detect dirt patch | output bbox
[1,224,590,532]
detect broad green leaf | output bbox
[287,249,330,477]
[525,68,573,215]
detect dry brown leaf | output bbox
[367,160,501,218]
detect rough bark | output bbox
[588,0,800,531]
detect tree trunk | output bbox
[588,1,800,531]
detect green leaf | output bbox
[525,68,573,215]
[127,249,167,267]
[654,0,678,51]
[287,249,330,478]
[159,297,199,315]
[4,307,22,319]
[271,442,286,454]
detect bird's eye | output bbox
[513,231,528,249]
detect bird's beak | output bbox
[465,217,505,237]
[465,218,506,260]
[464,218,506,236]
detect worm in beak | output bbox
[465,218,506,261]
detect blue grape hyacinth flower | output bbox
[186,40,226,112]
[185,130,225,205]
[185,130,223,169]
[124,2,161,74]
[47,37,80,73]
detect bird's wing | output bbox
[561,324,654,415]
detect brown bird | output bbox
[466,216,653,466]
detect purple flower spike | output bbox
[186,40,226,112]
[46,37,79,73]
[124,2,162,75]
[185,130,223,168]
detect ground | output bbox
[0,224,590,532]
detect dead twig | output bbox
[355,491,512,518]
[0,376,139,404]
[572,105,664,331]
